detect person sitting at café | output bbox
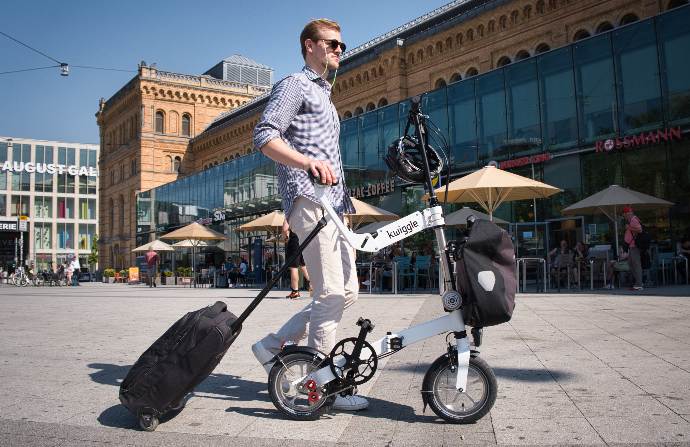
[549,240,575,287]
[238,256,249,285]
[606,245,630,289]
[572,241,588,284]
[224,257,238,288]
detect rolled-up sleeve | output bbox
[253,76,304,151]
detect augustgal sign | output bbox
[1,161,99,177]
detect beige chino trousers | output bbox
[260,197,359,355]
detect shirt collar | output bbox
[302,65,332,92]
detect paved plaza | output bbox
[0,282,689,446]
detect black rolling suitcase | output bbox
[119,217,329,431]
[119,301,241,430]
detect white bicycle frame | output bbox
[307,184,471,392]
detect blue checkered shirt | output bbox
[254,66,354,219]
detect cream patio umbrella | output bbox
[236,210,287,266]
[429,165,562,220]
[236,210,285,233]
[131,239,175,252]
[562,184,673,252]
[444,206,508,227]
[171,239,215,248]
[161,222,226,287]
[346,197,399,230]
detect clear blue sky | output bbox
[1,0,450,144]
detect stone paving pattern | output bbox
[0,283,689,446]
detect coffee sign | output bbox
[348,178,396,199]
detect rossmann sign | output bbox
[1,161,98,177]
[595,127,682,153]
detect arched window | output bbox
[435,78,447,89]
[536,0,545,14]
[182,114,191,136]
[130,159,137,176]
[596,22,615,34]
[477,24,484,37]
[535,43,551,54]
[343,111,353,119]
[488,20,495,33]
[511,10,519,24]
[450,73,462,83]
[354,107,364,116]
[466,67,479,77]
[108,198,114,236]
[365,102,376,112]
[377,98,388,108]
[155,111,165,133]
[119,195,125,232]
[515,50,530,61]
[497,56,511,67]
[173,156,181,173]
[669,0,689,9]
[619,13,639,25]
[467,29,474,41]
[523,5,532,19]
[573,29,591,41]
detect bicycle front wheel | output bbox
[422,353,497,424]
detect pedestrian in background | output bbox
[283,220,311,299]
[70,256,81,286]
[145,250,159,288]
[623,206,643,291]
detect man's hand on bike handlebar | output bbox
[304,158,338,186]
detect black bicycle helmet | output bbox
[384,135,443,183]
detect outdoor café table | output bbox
[588,257,607,290]
[516,257,546,293]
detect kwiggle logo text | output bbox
[386,220,420,239]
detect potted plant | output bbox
[176,266,193,286]
[103,268,115,283]
[163,270,175,285]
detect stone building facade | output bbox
[101,0,688,268]
[96,61,270,268]
[194,0,670,154]
[332,0,668,118]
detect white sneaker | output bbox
[251,341,276,374]
[362,280,371,286]
[333,394,369,411]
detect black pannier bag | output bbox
[455,219,517,327]
[119,301,240,422]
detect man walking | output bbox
[251,18,366,411]
[145,249,159,288]
[623,206,643,290]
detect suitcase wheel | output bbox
[139,413,159,432]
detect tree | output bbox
[88,235,99,269]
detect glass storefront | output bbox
[138,6,690,260]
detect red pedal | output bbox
[308,391,319,404]
[305,379,317,391]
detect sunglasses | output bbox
[317,38,347,52]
